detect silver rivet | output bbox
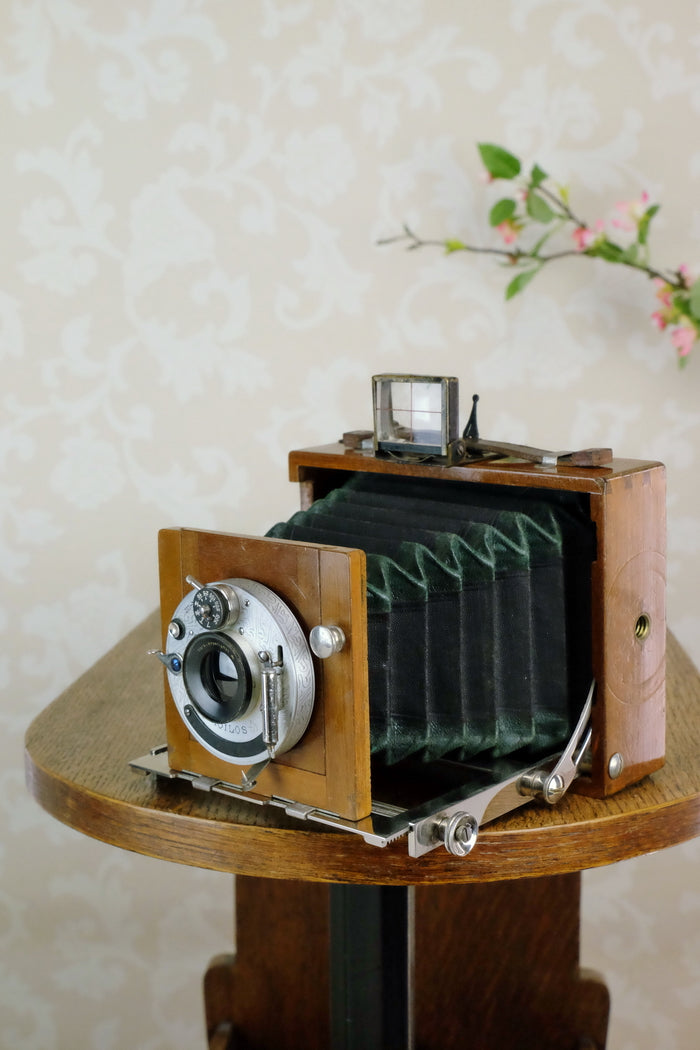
[608,752,624,779]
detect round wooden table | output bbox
[25,612,700,1050]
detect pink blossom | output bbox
[670,325,696,358]
[611,191,650,231]
[496,218,520,245]
[651,310,668,331]
[572,220,603,252]
[653,278,673,308]
[573,226,594,251]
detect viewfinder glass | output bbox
[372,374,458,456]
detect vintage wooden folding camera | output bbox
[134,376,666,857]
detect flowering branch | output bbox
[380,143,699,367]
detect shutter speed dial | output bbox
[186,575,241,630]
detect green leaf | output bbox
[478,143,521,180]
[505,266,540,300]
[526,191,555,224]
[529,163,548,189]
[621,244,639,264]
[589,239,626,263]
[637,204,660,246]
[488,198,517,227]
[444,239,466,253]
[672,290,689,315]
[688,278,700,320]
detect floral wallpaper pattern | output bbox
[3,2,699,1047]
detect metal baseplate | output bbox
[131,683,593,859]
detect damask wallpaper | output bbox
[3,2,699,1047]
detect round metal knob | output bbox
[309,625,346,659]
[437,812,479,857]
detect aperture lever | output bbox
[148,649,183,675]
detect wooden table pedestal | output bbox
[25,614,700,1050]
[204,874,608,1050]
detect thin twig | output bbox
[379,226,682,289]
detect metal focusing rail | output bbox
[131,683,593,858]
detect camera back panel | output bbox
[289,442,666,800]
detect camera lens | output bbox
[182,633,253,724]
[201,650,239,703]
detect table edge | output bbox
[24,741,700,885]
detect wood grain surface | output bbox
[25,611,700,885]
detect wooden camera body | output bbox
[151,436,666,853]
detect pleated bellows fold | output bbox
[267,472,594,765]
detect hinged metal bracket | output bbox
[407,682,595,857]
[518,681,594,804]
[130,683,595,859]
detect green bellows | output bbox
[267,472,594,766]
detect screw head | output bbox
[544,772,566,804]
[439,812,479,857]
